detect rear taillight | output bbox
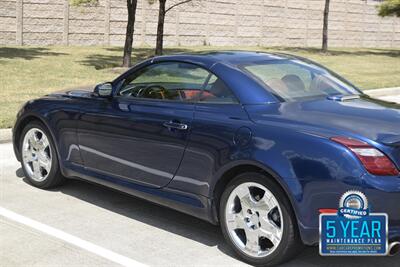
[331,136,399,176]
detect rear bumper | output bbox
[389,226,400,241]
[297,173,400,245]
[363,173,400,240]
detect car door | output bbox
[77,62,211,188]
[171,74,253,196]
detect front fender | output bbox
[13,101,58,162]
[12,98,82,170]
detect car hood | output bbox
[246,95,400,146]
[48,86,94,98]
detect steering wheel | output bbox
[119,84,146,97]
[138,85,168,99]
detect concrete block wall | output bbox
[0,0,17,44]
[0,0,398,48]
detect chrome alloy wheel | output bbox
[225,182,283,258]
[22,128,52,182]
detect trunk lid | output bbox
[246,95,400,167]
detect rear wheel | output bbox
[20,121,65,188]
[220,172,302,266]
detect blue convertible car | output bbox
[13,51,400,265]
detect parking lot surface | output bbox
[1,95,399,267]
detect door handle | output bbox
[163,121,188,130]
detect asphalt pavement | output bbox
[1,94,400,267]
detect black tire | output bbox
[219,172,303,266]
[19,120,65,189]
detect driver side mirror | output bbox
[94,82,113,97]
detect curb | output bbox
[365,87,400,97]
[0,128,12,144]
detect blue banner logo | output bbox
[320,190,388,256]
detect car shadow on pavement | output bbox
[15,168,400,266]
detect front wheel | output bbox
[220,172,302,266]
[20,121,65,189]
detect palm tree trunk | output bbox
[122,0,138,67]
[322,0,330,52]
[155,0,167,55]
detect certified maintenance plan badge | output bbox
[320,190,388,256]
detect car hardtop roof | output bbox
[151,50,297,68]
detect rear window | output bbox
[242,60,360,101]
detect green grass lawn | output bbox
[0,46,399,128]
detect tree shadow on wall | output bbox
[0,47,67,61]
[79,47,194,70]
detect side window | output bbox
[244,63,312,99]
[200,74,238,104]
[118,62,210,102]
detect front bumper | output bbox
[12,125,21,162]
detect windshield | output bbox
[241,59,361,101]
